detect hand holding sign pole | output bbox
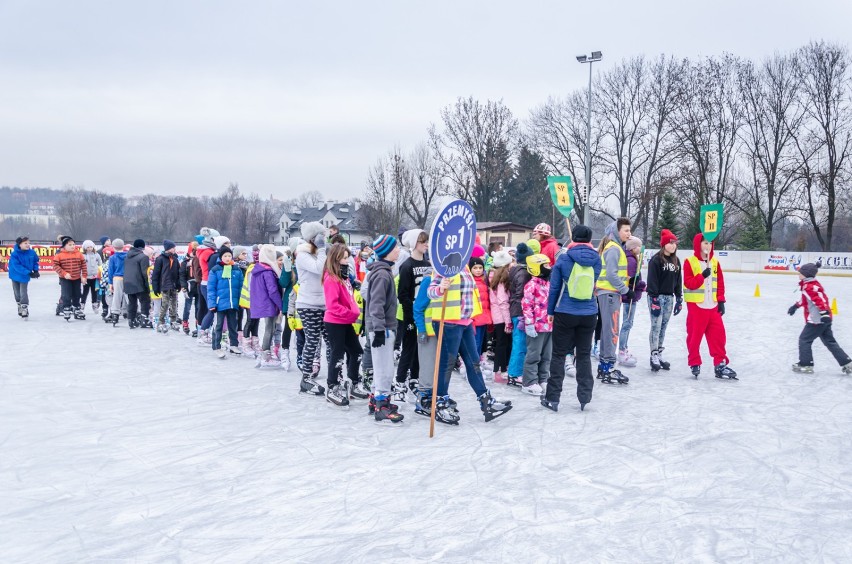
[547,175,575,240]
[428,199,477,438]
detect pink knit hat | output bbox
[471,244,486,259]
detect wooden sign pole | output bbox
[429,291,449,438]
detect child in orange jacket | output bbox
[53,235,87,320]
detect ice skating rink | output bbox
[1,272,851,562]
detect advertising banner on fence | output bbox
[0,244,61,272]
[764,253,803,272]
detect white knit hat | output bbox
[491,249,513,268]
[300,221,326,243]
[213,235,230,249]
[401,229,425,251]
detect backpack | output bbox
[565,262,595,300]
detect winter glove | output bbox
[282,254,292,272]
[525,326,538,339]
[372,331,386,348]
[30,271,40,279]
[820,310,832,325]
[650,296,662,317]
[625,289,635,302]
[417,332,428,345]
[351,280,361,291]
[717,302,725,316]
[505,322,513,333]
[787,304,800,316]
[673,298,683,316]
[701,267,712,278]
[312,233,326,249]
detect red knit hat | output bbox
[660,229,678,247]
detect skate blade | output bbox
[483,405,512,422]
[325,401,350,410]
[715,375,738,380]
[373,418,405,426]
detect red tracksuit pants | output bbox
[686,302,728,367]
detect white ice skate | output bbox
[522,382,543,396]
[618,348,638,367]
[565,354,576,377]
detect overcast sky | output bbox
[1,0,850,201]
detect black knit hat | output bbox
[516,242,534,266]
[60,235,74,247]
[15,236,29,246]
[572,225,593,243]
[218,245,233,259]
[133,238,146,249]
[469,256,485,270]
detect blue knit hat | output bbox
[163,239,176,251]
[194,235,204,245]
[372,234,398,259]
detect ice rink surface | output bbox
[1,272,851,562]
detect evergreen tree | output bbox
[738,206,770,250]
[654,191,681,245]
[503,146,550,229]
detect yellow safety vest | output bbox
[596,241,628,292]
[353,289,364,334]
[395,275,404,321]
[287,284,303,330]
[148,266,161,299]
[429,272,482,322]
[239,263,255,309]
[683,256,719,303]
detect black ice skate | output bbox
[792,363,814,374]
[842,362,852,375]
[714,362,738,380]
[540,399,559,412]
[599,363,629,385]
[479,390,512,422]
[62,307,72,321]
[325,384,350,407]
[73,308,86,320]
[374,396,404,424]
[368,393,399,415]
[19,304,29,320]
[658,347,671,370]
[138,315,153,329]
[391,380,409,403]
[650,350,661,372]
[300,377,325,396]
[507,376,523,388]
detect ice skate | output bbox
[842,362,852,375]
[182,320,190,334]
[73,307,86,320]
[229,345,242,356]
[691,365,701,378]
[55,302,62,316]
[369,393,399,415]
[540,398,559,412]
[391,380,409,402]
[650,350,662,372]
[478,390,512,422]
[326,384,350,407]
[618,348,637,367]
[591,341,599,359]
[714,362,738,380]
[598,363,629,385]
[361,368,374,390]
[507,376,523,388]
[493,371,508,384]
[299,376,325,396]
[522,382,543,396]
[62,307,72,321]
[19,304,29,320]
[565,354,576,378]
[658,347,671,370]
[792,363,814,374]
[255,351,281,369]
[157,324,169,334]
[216,348,227,359]
[281,349,291,371]
[351,381,370,400]
[196,329,209,346]
[374,396,404,424]
[138,315,153,329]
[92,302,100,314]
[170,321,181,332]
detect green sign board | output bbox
[547,175,575,217]
[700,203,725,242]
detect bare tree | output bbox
[794,41,852,251]
[405,143,443,228]
[360,150,407,235]
[210,183,240,234]
[526,92,604,223]
[735,53,805,248]
[429,97,517,221]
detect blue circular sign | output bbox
[429,199,477,278]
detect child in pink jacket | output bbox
[488,250,514,383]
[521,254,553,396]
[323,243,368,407]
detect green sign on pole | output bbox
[700,203,725,242]
[547,175,575,217]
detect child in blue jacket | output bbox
[9,236,40,318]
[207,246,245,358]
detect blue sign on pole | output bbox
[429,199,477,278]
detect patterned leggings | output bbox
[298,307,328,378]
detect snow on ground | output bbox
[1,272,851,562]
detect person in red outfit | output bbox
[682,233,737,379]
[533,223,559,266]
[787,262,852,374]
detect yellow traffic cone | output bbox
[831,297,838,315]
[753,284,761,298]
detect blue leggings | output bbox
[507,316,527,377]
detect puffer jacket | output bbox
[489,282,511,325]
[197,244,216,283]
[294,243,327,310]
[83,252,102,279]
[622,254,647,304]
[107,251,127,283]
[8,244,39,283]
[509,264,531,319]
[548,242,602,316]
[207,261,244,311]
[152,252,181,294]
[53,249,86,280]
[123,247,150,295]
[798,278,831,324]
[472,274,492,326]
[250,263,282,318]
[522,276,552,333]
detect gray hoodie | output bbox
[294,243,327,310]
[83,251,103,279]
[600,221,629,295]
[366,260,397,333]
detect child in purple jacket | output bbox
[618,236,646,367]
[250,244,283,368]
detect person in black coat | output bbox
[124,239,152,328]
[180,242,199,332]
[507,241,535,381]
[152,239,181,329]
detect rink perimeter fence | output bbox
[1,242,851,277]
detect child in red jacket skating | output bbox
[682,233,737,379]
[787,262,852,374]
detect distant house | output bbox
[476,221,535,248]
[269,201,373,245]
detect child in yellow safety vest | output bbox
[595,219,631,384]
